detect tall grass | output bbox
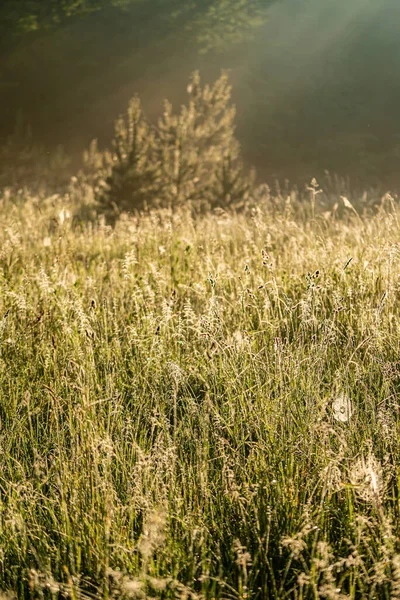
[0,186,399,599]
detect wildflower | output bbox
[332,394,353,422]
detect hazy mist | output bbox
[1,0,400,186]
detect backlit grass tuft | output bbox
[0,187,399,599]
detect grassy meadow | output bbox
[0,185,399,599]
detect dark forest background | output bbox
[1,0,400,190]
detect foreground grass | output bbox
[0,189,400,599]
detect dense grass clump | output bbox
[0,187,399,599]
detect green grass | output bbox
[0,188,399,599]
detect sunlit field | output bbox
[1,0,400,597]
[1,185,399,599]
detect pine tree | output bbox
[156,71,242,208]
[98,96,160,217]
[90,71,254,217]
[206,154,255,209]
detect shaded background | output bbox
[1,0,400,188]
